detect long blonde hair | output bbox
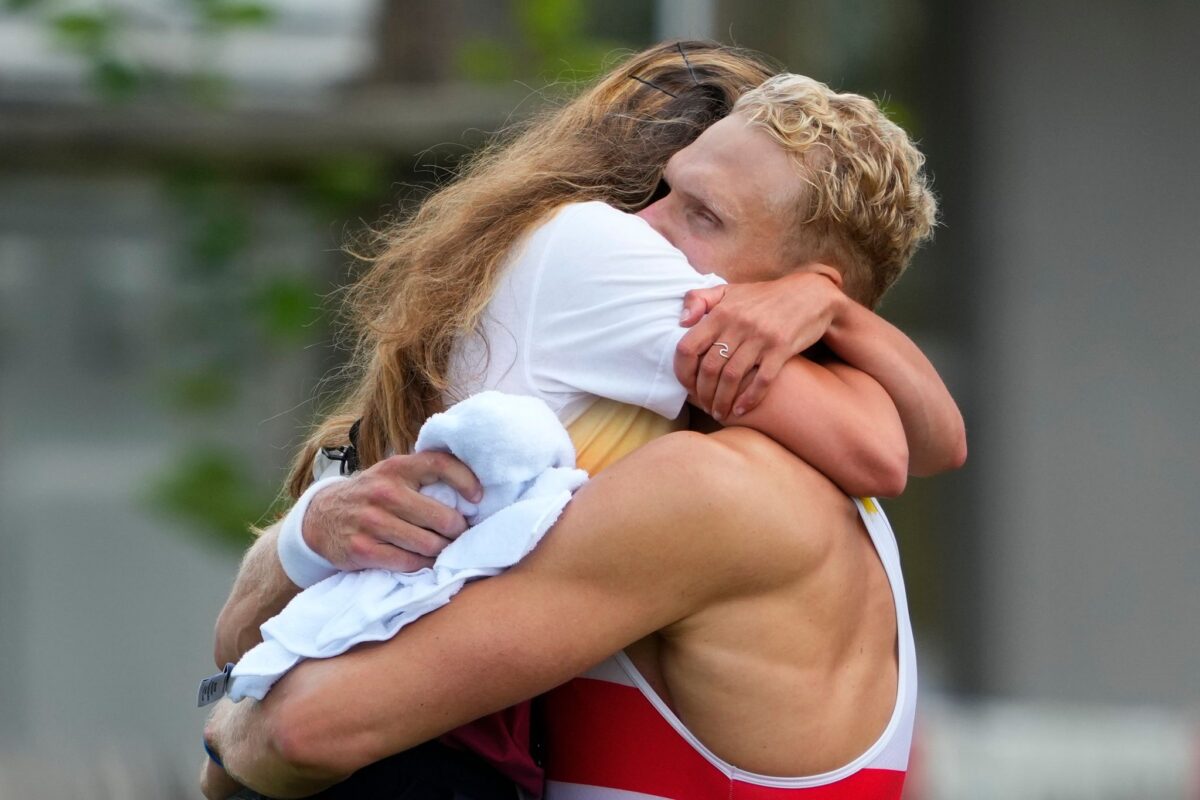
[287,41,776,499]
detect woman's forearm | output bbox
[823,295,967,476]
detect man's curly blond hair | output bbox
[734,74,937,307]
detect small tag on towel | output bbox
[197,663,234,707]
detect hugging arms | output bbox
[211,215,964,670]
[202,42,962,800]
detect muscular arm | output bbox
[206,432,783,798]
[823,294,967,476]
[727,358,909,497]
[210,355,907,671]
[678,274,965,489]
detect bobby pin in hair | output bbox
[630,75,677,98]
[677,42,700,85]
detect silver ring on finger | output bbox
[714,342,732,359]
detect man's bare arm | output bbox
[725,358,909,497]
[823,295,967,476]
[205,430,800,798]
[677,273,966,481]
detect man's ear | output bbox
[802,261,844,288]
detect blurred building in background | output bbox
[0,1,1196,797]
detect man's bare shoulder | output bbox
[576,427,855,588]
[706,426,855,556]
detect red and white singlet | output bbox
[542,497,917,800]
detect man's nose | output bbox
[637,198,675,245]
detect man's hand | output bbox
[676,271,843,420]
[305,453,484,573]
[214,452,485,667]
[199,756,243,800]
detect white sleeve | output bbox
[275,451,348,588]
[276,475,345,588]
[524,202,726,419]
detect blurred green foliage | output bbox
[10,0,386,549]
[149,447,283,549]
[151,158,381,547]
[51,8,114,48]
[302,156,390,220]
[876,98,919,140]
[249,276,326,343]
[196,0,276,28]
[161,366,238,414]
[457,0,617,85]
[32,0,275,103]
[50,9,144,100]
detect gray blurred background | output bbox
[0,1,1196,798]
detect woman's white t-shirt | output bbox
[281,201,725,587]
[449,201,726,425]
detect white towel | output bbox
[228,391,588,702]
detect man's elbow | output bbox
[836,437,907,499]
[268,700,358,789]
[929,414,968,474]
[944,428,968,472]
[910,423,968,477]
[272,725,341,783]
[213,604,260,670]
[872,446,909,499]
[213,613,235,670]
[873,410,911,496]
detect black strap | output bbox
[232,740,519,800]
[314,740,520,799]
[321,418,363,476]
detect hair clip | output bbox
[630,75,678,98]
[677,42,699,85]
[322,418,362,475]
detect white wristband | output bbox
[277,475,348,588]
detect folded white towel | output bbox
[228,391,588,702]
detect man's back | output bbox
[544,428,913,796]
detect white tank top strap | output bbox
[544,497,916,799]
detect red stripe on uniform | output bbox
[545,677,906,800]
[734,770,905,800]
[546,677,727,797]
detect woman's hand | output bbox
[675,271,843,420]
[304,453,484,573]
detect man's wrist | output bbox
[276,476,347,588]
[822,284,856,344]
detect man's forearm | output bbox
[214,522,300,668]
[730,358,909,497]
[824,296,967,476]
[206,697,343,799]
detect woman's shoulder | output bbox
[550,199,636,225]
[536,200,674,253]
